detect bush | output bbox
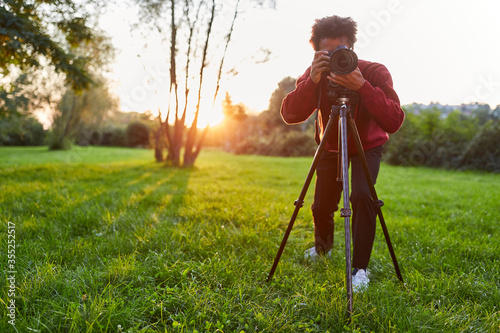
[0,116,46,146]
[236,130,316,157]
[47,134,72,150]
[459,121,500,172]
[72,125,129,147]
[126,121,150,148]
[383,106,499,172]
[111,127,127,147]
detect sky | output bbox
[100,0,500,126]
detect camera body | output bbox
[328,45,358,75]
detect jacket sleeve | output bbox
[357,64,405,134]
[280,67,319,124]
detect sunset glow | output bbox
[101,0,500,121]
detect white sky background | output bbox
[100,0,500,124]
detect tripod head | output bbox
[328,82,359,106]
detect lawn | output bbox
[1,146,499,332]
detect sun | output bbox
[161,92,226,128]
[188,95,226,128]
[196,104,225,128]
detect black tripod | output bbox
[266,89,404,318]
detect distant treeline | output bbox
[228,102,500,173]
[0,112,153,149]
[384,103,500,172]
[1,103,498,172]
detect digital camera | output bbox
[328,46,358,75]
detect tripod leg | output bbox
[339,105,353,316]
[346,115,404,283]
[266,109,339,282]
[337,116,343,182]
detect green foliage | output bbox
[233,76,317,156]
[46,112,155,149]
[0,0,96,90]
[110,127,127,147]
[0,115,46,146]
[1,1,116,151]
[384,105,500,172]
[126,121,151,148]
[236,129,317,156]
[49,76,116,150]
[47,134,73,150]
[0,72,32,118]
[0,147,499,332]
[265,76,297,131]
[460,120,500,172]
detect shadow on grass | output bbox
[1,161,193,263]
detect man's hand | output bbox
[328,67,366,91]
[310,51,331,84]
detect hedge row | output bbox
[0,117,151,149]
[384,109,499,172]
[235,107,499,173]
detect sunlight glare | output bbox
[169,93,225,129]
[195,102,225,128]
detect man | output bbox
[280,15,405,291]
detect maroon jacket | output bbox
[281,59,405,153]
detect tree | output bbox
[133,0,276,167]
[232,76,317,157]
[221,91,248,151]
[0,0,98,91]
[48,33,118,150]
[1,0,118,149]
[48,77,118,149]
[260,76,297,133]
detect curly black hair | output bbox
[310,15,358,51]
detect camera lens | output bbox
[336,54,349,69]
[329,47,358,75]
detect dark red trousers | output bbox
[311,145,384,269]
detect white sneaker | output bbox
[352,268,370,292]
[304,246,332,259]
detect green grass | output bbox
[1,146,499,332]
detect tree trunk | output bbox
[154,113,165,162]
[184,125,208,167]
[146,0,247,167]
[164,0,182,167]
[183,0,215,166]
